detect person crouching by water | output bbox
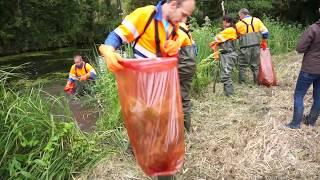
[64,54,96,95]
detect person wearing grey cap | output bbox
[236,8,269,84]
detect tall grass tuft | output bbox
[191,17,221,94]
[91,46,122,132]
[87,46,126,149]
[264,17,303,55]
[0,67,111,179]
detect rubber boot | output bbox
[286,108,303,129]
[126,142,134,156]
[304,110,320,126]
[253,70,259,85]
[224,84,234,97]
[184,117,191,132]
[239,68,246,84]
[157,175,175,180]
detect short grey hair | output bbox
[239,8,250,15]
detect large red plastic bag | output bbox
[114,57,185,176]
[258,48,277,87]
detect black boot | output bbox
[126,142,134,156]
[253,70,259,85]
[157,175,175,180]
[184,120,191,132]
[286,108,303,129]
[239,70,246,84]
[304,112,319,126]
[224,84,234,97]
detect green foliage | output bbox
[0,0,317,56]
[0,0,121,55]
[122,0,158,15]
[272,0,320,24]
[0,86,102,179]
[195,0,319,25]
[190,17,220,93]
[86,48,124,147]
[192,54,220,94]
[264,17,304,54]
[224,0,273,18]
[0,65,122,179]
[94,68,122,131]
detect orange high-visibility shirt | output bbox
[236,16,268,36]
[210,27,237,59]
[68,63,96,81]
[178,23,193,47]
[112,4,179,58]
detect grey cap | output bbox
[239,8,250,15]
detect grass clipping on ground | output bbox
[81,52,320,179]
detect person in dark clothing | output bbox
[286,16,320,129]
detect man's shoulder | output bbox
[85,63,93,68]
[253,17,263,23]
[130,5,156,16]
[224,27,237,33]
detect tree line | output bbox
[0,0,319,56]
[0,0,121,55]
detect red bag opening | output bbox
[115,57,185,176]
[258,48,277,87]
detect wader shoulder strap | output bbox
[179,26,191,40]
[154,20,161,57]
[170,25,178,40]
[241,17,255,33]
[75,63,88,77]
[251,17,255,32]
[154,21,177,57]
[84,63,88,74]
[75,67,78,77]
[133,10,156,49]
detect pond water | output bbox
[0,48,99,131]
[0,48,91,78]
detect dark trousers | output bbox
[289,71,320,127]
[238,46,260,84]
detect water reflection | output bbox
[0,48,91,79]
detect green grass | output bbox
[0,66,122,179]
[264,17,303,54]
[1,86,92,179]
[90,48,126,151]
[190,19,221,94]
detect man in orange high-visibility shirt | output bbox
[99,1,196,179]
[64,54,96,95]
[236,8,269,84]
[99,0,195,130]
[99,0,195,71]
